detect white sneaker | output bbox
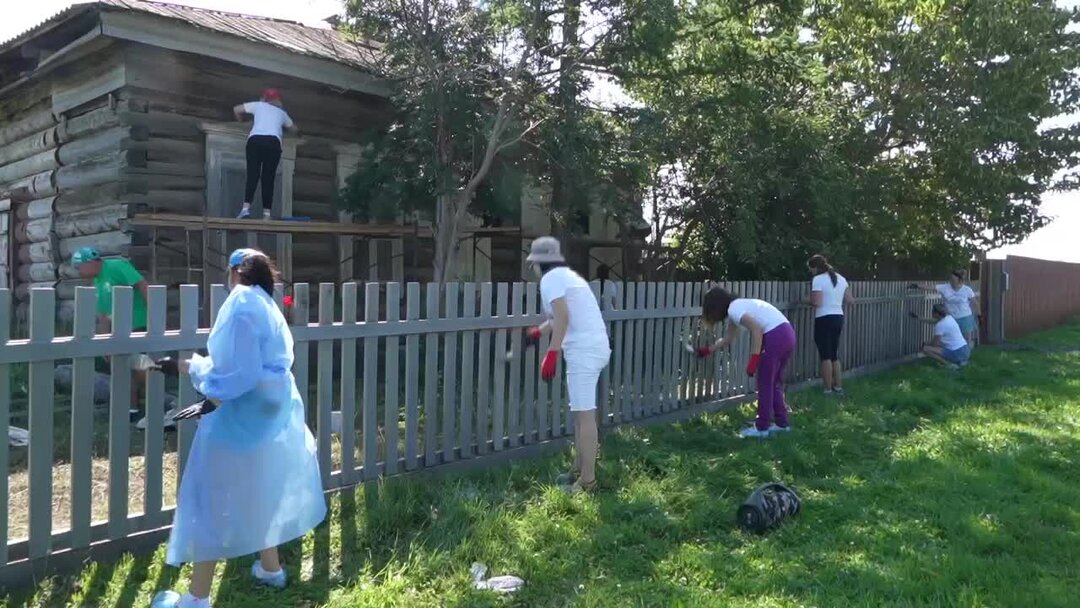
[252,560,288,589]
[767,424,791,434]
[237,207,251,219]
[739,426,771,439]
[151,591,211,608]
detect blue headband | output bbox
[228,248,260,269]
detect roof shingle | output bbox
[2,0,380,73]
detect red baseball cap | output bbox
[262,88,281,102]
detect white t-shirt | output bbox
[243,101,294,141]
[727,298,789,332]
[935,315,968,351]
[540,267,609,354]
[936,284,975,319]
[811,272,848,318]
[597,279,619,311]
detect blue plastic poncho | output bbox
[165,284,326,565]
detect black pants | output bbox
[245,135,282,213]
[814,314,844,361]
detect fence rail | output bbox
[0,279,944,584]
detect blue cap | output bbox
[228,248,260,269]
[71,246,100,267]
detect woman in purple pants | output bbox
[695,287,796,438]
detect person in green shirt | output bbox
[71,247,151,419]
[72,247,149,332]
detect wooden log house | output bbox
[0,0,637,328]
[0,0,408,326]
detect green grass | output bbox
[8,323,1080,607]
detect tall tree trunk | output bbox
[433,192,458,284]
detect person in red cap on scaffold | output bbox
[232,89,297,220]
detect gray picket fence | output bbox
[0,279,943,583]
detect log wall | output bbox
[2,38,391,327]
[0,46,142,327]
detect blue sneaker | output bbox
[252,560,287,589]
[151,591,209,608]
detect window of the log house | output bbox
[210,149,282,255]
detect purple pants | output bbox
[756,323,796,431]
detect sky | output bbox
[2,0,1077,262]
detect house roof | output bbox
[1,0,380,73]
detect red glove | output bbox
[541,350,558,381]
[525,326,542,348]
[695,345,712,359]
[746,353,762,377]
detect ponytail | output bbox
[236,252,280,296]
[808,254,838,287]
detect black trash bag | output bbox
[737,482,801,534]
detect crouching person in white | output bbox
[921,302,972,370]
[524,237,611,494]
[152,249,326,608]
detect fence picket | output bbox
[632,283,647,418]
[441,283,459,463]
[106,287,132,541]
[656,282,673,412]
[291,283,311,427]
[404,283,420,470]
[477,283,493,453]
[458,284,476,457]
[316,283,335,486]
[523,283,538,443]
[28,289,56,557]
[508,283,524,447]
[341,283,359,481]
[424,283,440,465]
[610,282,626,424]
[384,282,402,475]
[492,284,508,451]
[363,283,380,480]
[646,283,661,415]
[176,286,199,478]
[69,288,94,549]
[143,285,167,525]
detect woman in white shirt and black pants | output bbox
[232,89,296,219]
[808,255,854,395]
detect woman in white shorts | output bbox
[524,237,610,493]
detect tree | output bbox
[340,0,643,282]
[608,0,1080,279]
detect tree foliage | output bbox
[340,0,1080,281]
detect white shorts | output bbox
[564,349,611,412]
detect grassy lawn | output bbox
[7,323,1080,607]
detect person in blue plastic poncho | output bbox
[152,249,326,608]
